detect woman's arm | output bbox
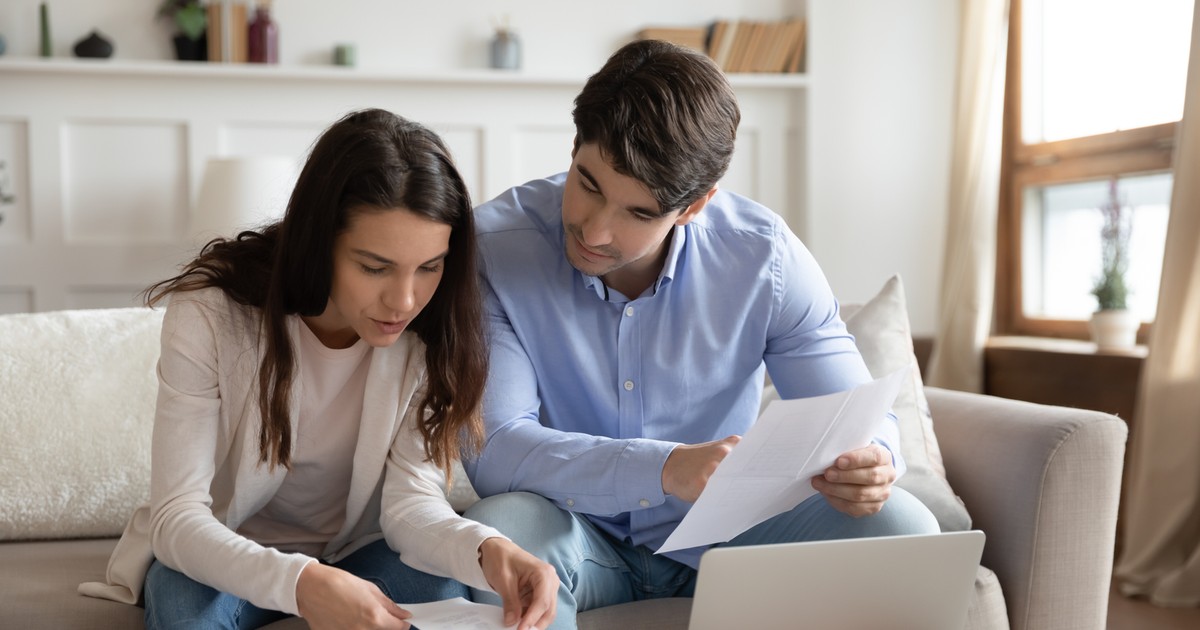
[380,394,504,590]
[147,293,314,615]
[380,396,558,629]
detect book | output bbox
[206,2,249,63]
[636,26,708,52]
[660,17,806,74]
[710,20,739,69]
[725,20,757,72]
[706,20,729,60]
[784,19,808,73]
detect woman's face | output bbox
[303,206,452,349]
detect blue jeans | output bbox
[463,488,939,630]
[142,538,469,630]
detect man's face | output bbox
[562,143,704,290]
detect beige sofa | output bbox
[0,305,1127,629]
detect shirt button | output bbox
[623,380,634,391]
[625,306,634,317]
[639,499,651,507]
[566,498,575,507]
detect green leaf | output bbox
[176,4,207,41]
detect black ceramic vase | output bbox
[73,30,113,59]
[173,32,207,61]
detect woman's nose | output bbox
[383,275,416,313]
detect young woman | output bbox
[80,109,557,630]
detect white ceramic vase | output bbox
[1089,309,1140,351]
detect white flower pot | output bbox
[1089,309,1140,351]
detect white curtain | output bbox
[1114,0,1200,607]
[926,0,1009,392]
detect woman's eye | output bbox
[360,264,386,275]
[419,264,443,273]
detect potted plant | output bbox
[158,0,207,61]
[1088,177,1139,350]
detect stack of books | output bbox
[206,2,249,63]
[635,26,709,53]
[635,19,807,74]
[706,19,807,74]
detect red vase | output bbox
[248,6,278,64]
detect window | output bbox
[996,0,1193,341]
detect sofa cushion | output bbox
[840,274,971,532]
[0,307,164,541]
[0,538,145,628]
[968,565,1011,630]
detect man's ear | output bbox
[675,186,719,226]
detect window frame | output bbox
[995,0,1178,342]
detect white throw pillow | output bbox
[840,274,971,532]
[0,307,164,540]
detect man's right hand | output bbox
[661,435,741,503]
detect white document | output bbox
[656,365,910,554]
[401,597,515,630]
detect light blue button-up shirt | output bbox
[467,173,903,568]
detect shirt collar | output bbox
[579,224,689,301]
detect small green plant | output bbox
[1091,177,1132,311]
[158,0,207,42]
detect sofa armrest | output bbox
[925,387,1127,630]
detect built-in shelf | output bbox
[0,57,810,88]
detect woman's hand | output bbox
[296,561,412,630]
[478,537,558,630]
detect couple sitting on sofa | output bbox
[80,39,939,630]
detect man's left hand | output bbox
[810,444,896,517]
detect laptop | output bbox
[688,530,985,630]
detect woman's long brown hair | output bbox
[145,109,486,479]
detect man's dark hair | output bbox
[572,39,741,214]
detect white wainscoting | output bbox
[0,58,806,313]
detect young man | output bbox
[464,40,938,626]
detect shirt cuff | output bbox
[288,557,321,617]
[614,438,676,512]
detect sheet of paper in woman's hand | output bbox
[401,597,515,630]
[656,364,910,554]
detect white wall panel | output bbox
[65,287,146,310]
[511,127,576,193]
[432,126,486,206]
[0,120,31,243]
[725,128,762,202]
[219,123,325,162]
[62,121,188,244]
[0,289,33,314]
